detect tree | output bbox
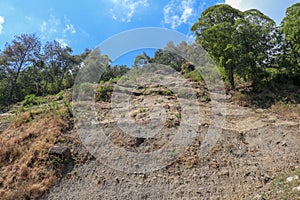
[280,3,300,76]
[152,42,186,72]
[191,5,277,90]
[43,40,75,93]
[77,47,111,83]
[233,9,276,89]
[133,52,153,67]
[191,4,243,89]
[0,56,10,107]
[1,34,41,104]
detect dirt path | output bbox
[42,85,300,199]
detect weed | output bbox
[139,108,146,113]
[162,89,173,96]
[261,193,269,200]
[184,70,203,82]
[95,84,113,102]
[157,99,164,104]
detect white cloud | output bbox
[63,24,76,35]
[163,0,196,29]
[0,16,5,34]
[40,14,77,46]
[110,0,149,22]
[55,38,68,48]
[40,15,60,36]
[225,0,299,24]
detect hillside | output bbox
[0,75,299,199]
[43,79,300,200]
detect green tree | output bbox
[133,52,153,67]
[77,47,111,83]
[280,3,300,77]
[43,40,75,93]
[1,34,41,104]
[152,42,186,72]
[233,9,276,89]
[191,4,243,89]
[0,56,10,107]
[191,5,277,90]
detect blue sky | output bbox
[0,0,299,66]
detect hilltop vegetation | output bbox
[0,4,299,111]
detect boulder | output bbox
[48,145,72,161]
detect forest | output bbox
[0,3,299,110]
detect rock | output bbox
[218,170,229,177]
[292,185,300,191]
[49,145,72,161]
[136,137,145,147]
[286,175,299,182]
[281,140,288,146]
[256,109,264,113]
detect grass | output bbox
[175,113,181,119]
[95,83,113,102]
[271,100,300,120]
[139,108,146,113]
[0,92,73,200]
[162,89,173,96]
[255,168,300,200]
[184,70,204,82]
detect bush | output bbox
[22,94,37,107]
[79,82,95,95]
[184,70,204,82]
[95,84,113,102]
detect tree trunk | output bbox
[228,66,235,90]
[58,72,65,93]
[8,67,21,105]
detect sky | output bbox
[0,0,299,66]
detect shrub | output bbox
[22,94,37,107]
[95,84,113,102]
[184,70,204,82]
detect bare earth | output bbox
[42,83,300,200]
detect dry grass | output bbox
[271,102,300,120]
[0,104,72,200]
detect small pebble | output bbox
[292,185,300,191]
[286,175,299,182]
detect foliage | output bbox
[0,36,130,110]
[0,3,299,110]
[191,4,277,90]
[184,69,203,82]
[95,83,113,102]
[280,3,300,78]
[191,4,242,89]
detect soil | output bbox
[42,82,300,200]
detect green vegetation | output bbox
[162,89,173,96]
[1,3,299,110]
[0,38,129,110]
[139,108,146,113]
[191,3,300,91]
[184,69,203,82]
[95,83,114,102]
[256,168,300,199]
